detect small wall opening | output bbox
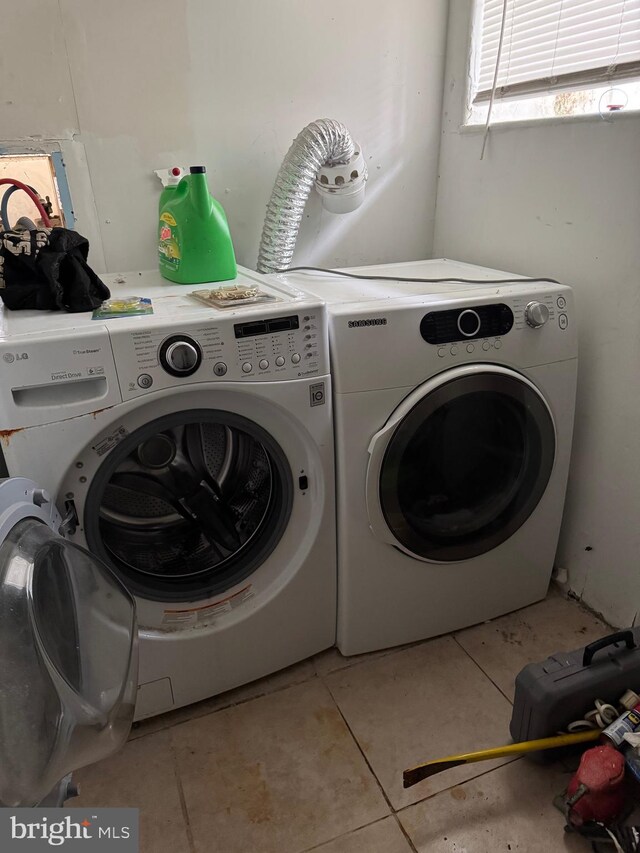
[0,153,67,230]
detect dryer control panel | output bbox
[108,306,328,401]
[421,304,514,344]
[327,282,576,394]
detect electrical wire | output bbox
[1,183,37,230]
[275,265,560,286]
[0,178,52,228]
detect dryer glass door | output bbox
[374,368,555,562]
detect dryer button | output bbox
[494,339,503,350]
[275,356,286,367]
[242,362,253,373]
[450,345,458,356]
[559,313,569,330]
[291,353,301,364]
[557,296,567,309]
[437,346,447,358]
[137,373,153,388]
[482,340,491,351]
[213,362,227,376]
[466,344,475,353]
[259,359,269,370]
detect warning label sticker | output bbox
[92,425,128,457]
[162,584,254,626]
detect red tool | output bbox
[564,744,626,827]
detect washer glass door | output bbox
[373,368,555,562]
[85,409,293,601]
[0,501,137,807]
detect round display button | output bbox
[450,345,458,356]
[213,362,227,376]
[275,356,286,367]
[494,339,503,350]
[466,344,475,354]
[259,359,269,370]
[291,353,301,364]
[137,373,153,389]
[482,340,491,351]
[437,346,447,358]
[242,362,253,373]
[457,309,481,338]
[557,296,567,309]
[159,334,202,377]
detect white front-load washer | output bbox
[275,259,578,656]
[0,268,336,718]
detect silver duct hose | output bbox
[256,119,356,274]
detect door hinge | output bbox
[60,500,79,536]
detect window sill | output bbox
[458,108,640,134]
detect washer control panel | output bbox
[109,307,327,401]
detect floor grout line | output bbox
[322,674,398,817]
[169,730,197,853]
[391,812,420,853]
[297,815,392,853]
[316,667,523,852]
[129,642,433,743]
[130,670,322,741]
[452,634,515,706]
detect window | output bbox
[468,0,640,124]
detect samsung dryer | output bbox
[0,268,336,718]
[275,259,578,655]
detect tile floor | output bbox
[71,589,608,852]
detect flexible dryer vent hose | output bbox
[256,119,356,274]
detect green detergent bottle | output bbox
[158,166,237,284]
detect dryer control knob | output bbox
[159,335,202,377]
[525,301,550,328]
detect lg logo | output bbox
[309,382,326,407]
[2,352,28,363]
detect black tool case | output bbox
[510,629,640,762]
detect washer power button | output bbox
[275,356,286,367]
[557,296,567,309]
[242,362,253,374]
[137,373,153,389]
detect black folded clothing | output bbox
[0,227,110,312]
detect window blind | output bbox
[475,0,640,102]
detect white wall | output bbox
[434,0,640,627]
[1,0,448,274]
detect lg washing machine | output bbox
[0,268,336,718]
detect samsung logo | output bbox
[347,318,387,328]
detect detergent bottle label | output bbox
[158,212,180,270]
